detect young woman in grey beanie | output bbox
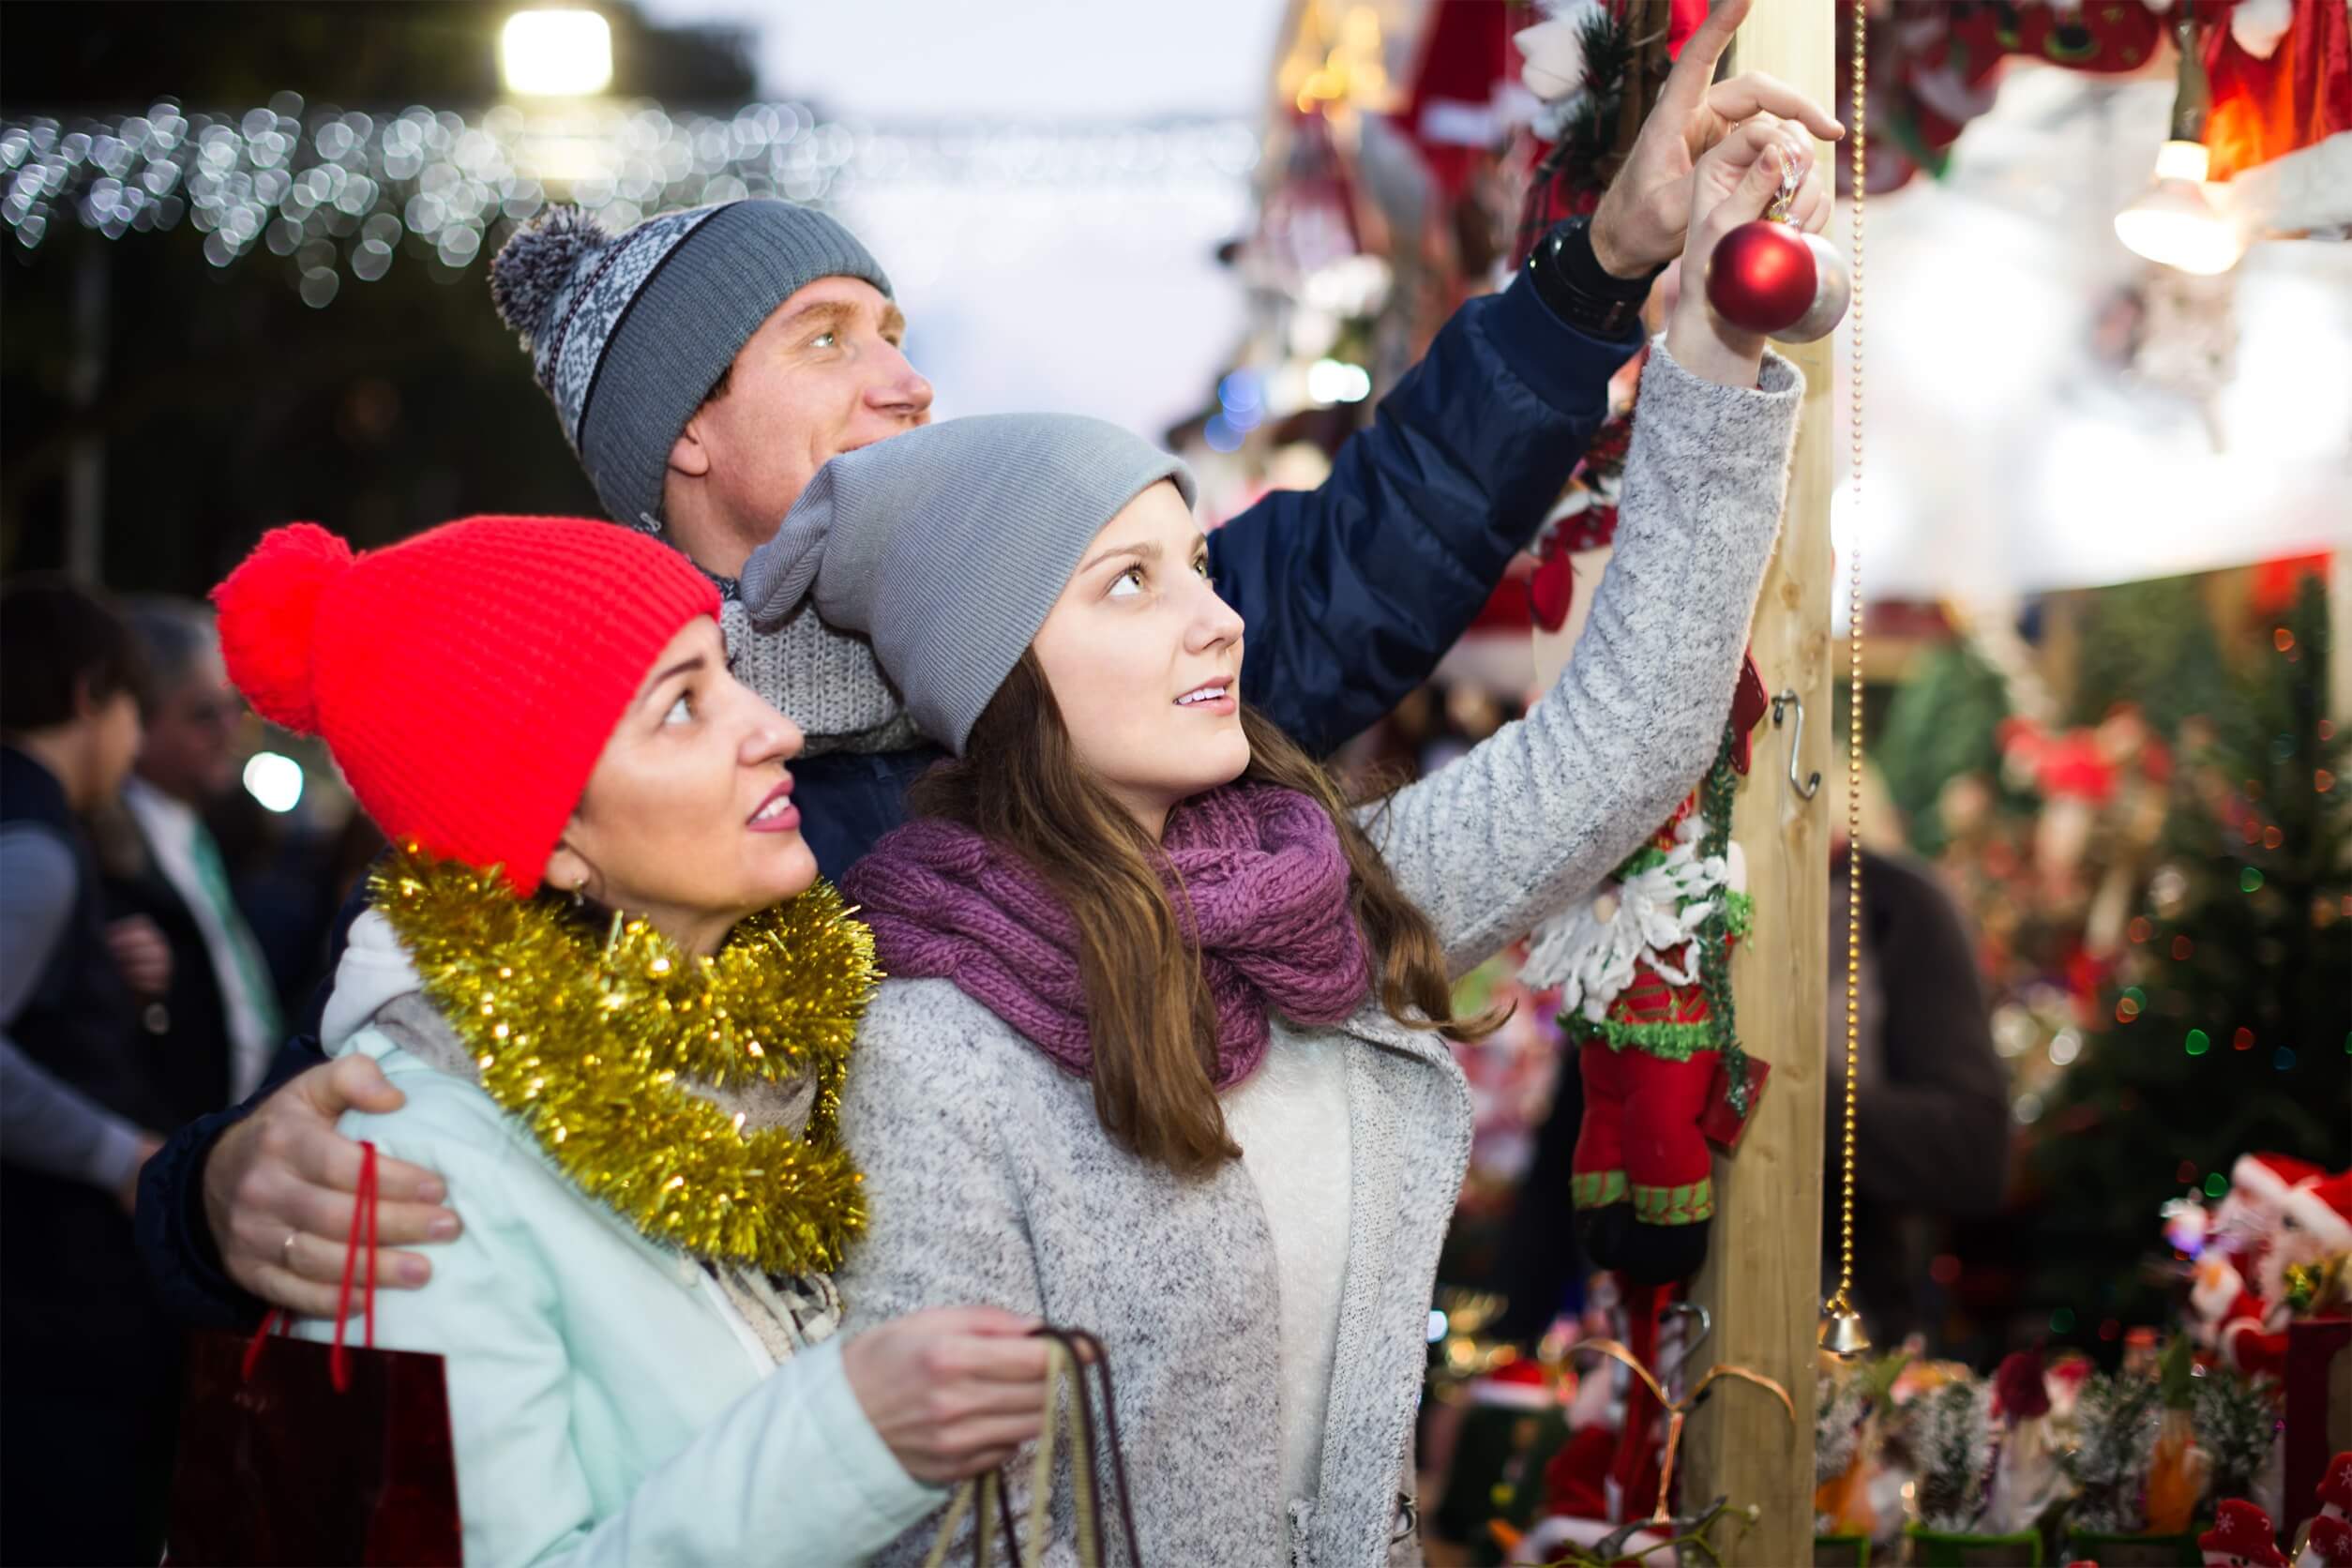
[730,108,1821,1567]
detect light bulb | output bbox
[2115,142,2244,276]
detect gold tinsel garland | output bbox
[370,849,880,1276]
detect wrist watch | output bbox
[1526,215,1666,340]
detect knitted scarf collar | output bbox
[369,850,880,1275]
[844,782,1373,1088]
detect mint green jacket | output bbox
[294,915,942,1566]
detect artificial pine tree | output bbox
[2025,571,2351,1335]
[2192,1370,2276,1505]
[2065,1371,2164,1534]
[1909,1380,1995,1532]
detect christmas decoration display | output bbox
[2296,1456,2352,1568]
[1829,0,2347,200]
[2200,0,2352,181]
[2144,1335,2214,1536]
[2220,1171,2352,1381]
[1908,1380,1998,1535]
[2065,1367,2164,1536]
[1989,570,2348,1342]
[1815,1351,1909,1546]
[1814,1347,2299,1563]
[1569,1337,1795,1530]
[1428,1356,1573,1551]
[372,849,878,1276]
[1520,665,1772,1289]
[2189,1153,2329,1352]
[2204,1498,2294,1568]
[0,94,1256,302]
[1984,1349,2075,1535]
[2297,1513,2352,1568]
[1509,0,1704,256]
[2194,1366,2285,1510]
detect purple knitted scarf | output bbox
[843,782,1373,1088]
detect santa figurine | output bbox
[2223,1171,2352,1380]
[2194,1153,2328,1350]
[1985,1348,2072,1533]
[2202,1498,2291,1568]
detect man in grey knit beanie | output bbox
[490,198,923,755]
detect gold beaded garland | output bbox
[371,848,881,1276]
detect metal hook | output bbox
[1659,1302,1714,1395]
[1771,688,1821,800]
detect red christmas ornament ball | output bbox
[1704,220,1818,335]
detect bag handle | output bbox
[1046,1327,1141,1567]
[240,1139,381,1393]
[919,1323,1143,1568]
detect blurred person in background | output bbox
[93,597,282,1123]
[1824,774,2012,1346]
[0,576,179,1566]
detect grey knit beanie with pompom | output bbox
[489,200,891,530]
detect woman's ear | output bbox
[543,838,592,898]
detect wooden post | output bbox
[1680,0,1836,1560]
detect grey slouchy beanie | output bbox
[735,414,1198,755]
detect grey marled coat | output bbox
[836,339,1803,1568]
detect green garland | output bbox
[1695,722,1755,1113]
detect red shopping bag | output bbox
[164,1141,462,1564]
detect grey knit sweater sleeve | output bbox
[837,981,1043,1330]
[1362,338,1802,979]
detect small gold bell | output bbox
[1817,1303,1871,1358]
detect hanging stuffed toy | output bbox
[1524,659,1773,1283]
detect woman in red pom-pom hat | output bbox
[192,516,1049,1564]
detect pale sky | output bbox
[635,0,1287,435]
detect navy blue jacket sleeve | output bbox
[1206,264,1642,758]
[135,872,369,1328]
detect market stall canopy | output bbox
[1838,66,2349,603]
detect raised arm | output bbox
[1364,122,1816,976]
[1210,0,1841,758]
[1207,268,1638,758]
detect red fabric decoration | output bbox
[2250,552,2332,617]
[1401,0,1521,198]
[213,516,718,896]
[1838,0,2173,195]
[1567,654,1770,1283]
[1992,1349,2053,1421]
[2205,0,2352,180]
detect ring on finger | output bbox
[281,1229,300,1268]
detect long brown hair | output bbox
[907,652,1502,1176]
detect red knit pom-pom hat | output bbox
[213,517,718,895]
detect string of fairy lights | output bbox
[1,95,1259,305]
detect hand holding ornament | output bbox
[1666,115,1831,388]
